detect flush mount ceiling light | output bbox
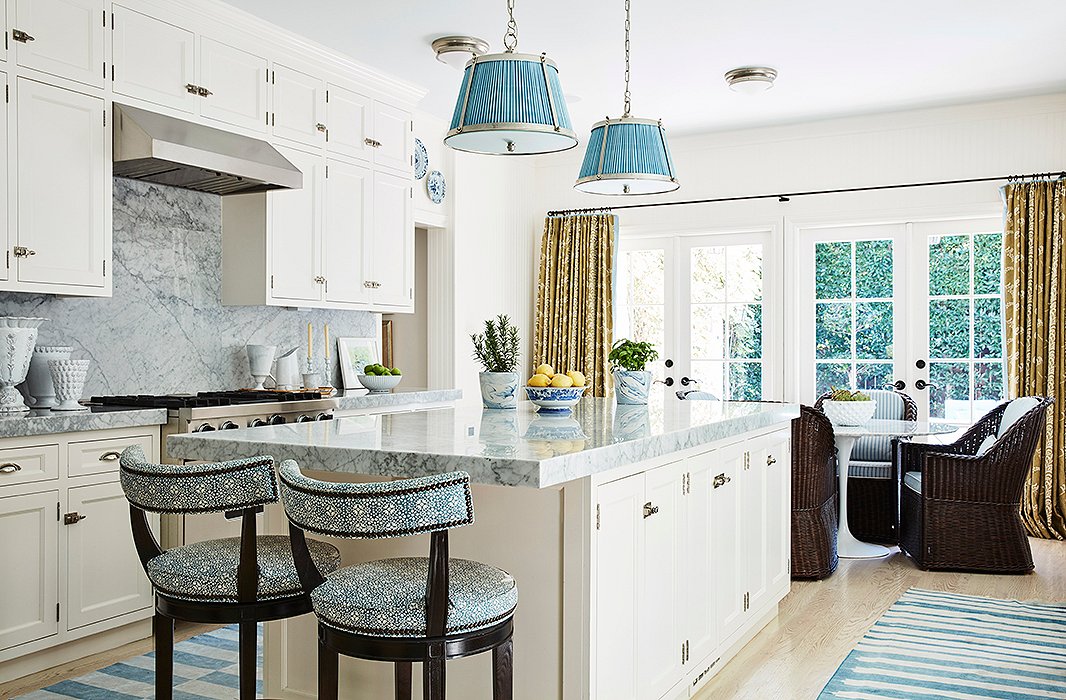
[725,66,778,94]
[431,36,490,70]
[574,0,678,196]
[444,0,577,155]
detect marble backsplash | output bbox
[0,178,376,395]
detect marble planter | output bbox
[0,317,47,413]
[479,372,519,409]
[25,346,72,408]
[49,359,90,412]
[614,370,652,405]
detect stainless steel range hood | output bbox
[113,104,302,195]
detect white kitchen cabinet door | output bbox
[272,64,325,147]
[711,443,746,639]
[111,6,197,114]
[639,462,686,700]
[325,84,371,162]
[198,37,269,133]
[742,445,770,616]
[323,159,372,305]
[0,71,8,284]
[372,101,411,173]
[684,449,718,667]
[66,482,155,630]
[368,171,412,308]
[0,490,59,652]
[13,0,105,89]
[762,434,791,602]
[269,145,322,303]
[16,79,106,289]
[593,474,643,700]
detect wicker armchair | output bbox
[815,389,917,544]
[791,405,838,579]
[898,397,1053,573]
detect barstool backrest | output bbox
[277,461,474,539]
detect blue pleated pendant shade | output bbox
[445,52,578,155]
[575,117,678,195]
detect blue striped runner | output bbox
[16,625,260,699]
[820,588,1066,699]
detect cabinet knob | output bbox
[0,463,22,474]
[99,451,121,462]
[642,502,659,518]
[63,512,87,525]
[13,246,36,258]
[713,473,731,488]
[12,29,35,43]
[316,123,328,132]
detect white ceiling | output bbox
[222,0,1066,136]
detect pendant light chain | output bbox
[623,0,632,117]
[503,0,519,52]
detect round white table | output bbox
[833,419,957,559]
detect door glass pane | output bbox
[728,304,762,359]
[974,233,1003,295]
[690,360,724,400]
[816,362,850,396]
[855,240,893,299]
[928,235,971,296]
[815,303,851,359]
[928,299,971,358]
[973,298,1002,358]
[855,301,892,359]
[857,363,894,391]
[728,362,762,400]
[815,242,852,299]
[929,361,971,423]
[617,248,667,379]
[691,246,726,303]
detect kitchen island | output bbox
[168,395,797,700]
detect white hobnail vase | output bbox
[0,317,47,413]
[821,399,877,427]
[25,346,72,409]
[48,359,90,412]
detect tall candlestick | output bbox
[324,324,330,360]
[307,322,313,360]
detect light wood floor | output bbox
[696,537,1066,699]
[2,541,1064,700]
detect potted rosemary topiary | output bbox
[821,387,877,426]
[608,339,659,405]
[472,314,521,409]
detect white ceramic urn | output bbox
[0,318,48,413]
[25,346,73,408]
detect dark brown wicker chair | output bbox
[791,405,838,579]
[815,389,917,544]
[898,397,1053,573]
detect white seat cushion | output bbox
[976,434,998,456]
[903,471,922,493]
[998,397,1040,438]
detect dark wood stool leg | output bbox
[423,659,446,700]
[493,636,514,700]
[153,613,174,700]
[319,637,339,700]
[238,622,257,700]
[394,661,413,700]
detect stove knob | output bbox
[297,415,314,423]
[248,418,267,428]
[219,421,239,430]
[268,414,286,426]
[193,423,216,433]
[317,412,334,421]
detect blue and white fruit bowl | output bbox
[524,386,587,414]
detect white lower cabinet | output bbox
[593,429,791,700]
[0,490,59,652]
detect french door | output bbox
[616,229,780,401]
[797,215,1005,425]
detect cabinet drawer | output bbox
[68,434,153,477]
[0,443,60,487]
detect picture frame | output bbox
[381,319,395,368]
[336,337,380,390]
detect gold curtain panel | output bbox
[1004,179,1066,539]
[533,215,615,397]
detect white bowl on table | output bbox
[358,374,401,393]
[821,399,877,427]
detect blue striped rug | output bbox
[16,625,259,699]
[819,588,1066,699]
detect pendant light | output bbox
[574,0,678,195]
[444,0,578,155]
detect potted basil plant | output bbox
[472,315,521,409]
[609,339,659,405]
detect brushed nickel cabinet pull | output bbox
[767,455,777,466]
[99,451,121,462]
[314,276,325,284]
[364,137,374,147]
[197,86,213,97]
[13,246,36,258]
[713,473,731,488]
[63,512,87,525]
[364,281,374,288]
[185,83,200,94]
[0,463,22,474]
[316,123,327,132]
[642,502,659,518]
[12,29,35,43]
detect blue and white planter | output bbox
[479,372,519,409]
[614,370,653,405]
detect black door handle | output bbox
[915,379,935,390]
[681,376,698,387]
[889,380,906,390]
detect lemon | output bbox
[527,374,551,387]
[535,363,555,377]
[566,370,586,387]
[550,374,574,388]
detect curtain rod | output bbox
[545,170,1066,217]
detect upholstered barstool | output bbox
[118,445,342,700]
[278,462,517,700]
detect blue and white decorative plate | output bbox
[413,138,428,180]
[427,169,446,204]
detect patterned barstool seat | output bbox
[278,462,517,700]
[119,445,342,700]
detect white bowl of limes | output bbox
[358,364,402,393]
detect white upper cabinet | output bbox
[12,0,105,89]
[198,37,268,133]
[272,64,325,147]
[111,5,197,114]
[372,101,412,173]
[326,83,371,162]
[323,159,371,305]
[0,490,59,652]
[15,79,106,290]
[269,145,322,304]
[367,171,412,308]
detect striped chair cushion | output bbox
[312,557,518,637]
[903,471,922,493]
[146,535,341,602]
[848,460,894,479]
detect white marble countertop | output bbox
[167,395,798,488]
[0,406,168,439]
[334,388,462,411]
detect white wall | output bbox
[384,228,428,386]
